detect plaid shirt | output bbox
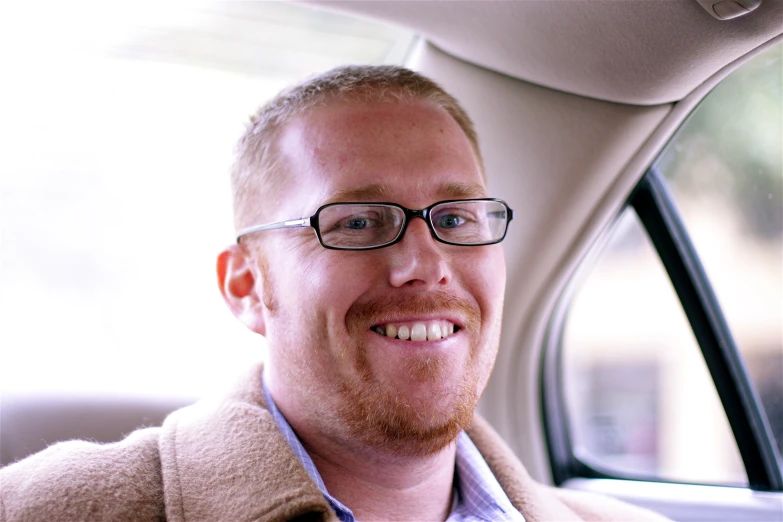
[263,382,525,522]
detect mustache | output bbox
[346,292,480,334]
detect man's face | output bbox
[257,99,506,457]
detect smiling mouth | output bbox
[371,321,460,341]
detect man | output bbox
[0,66,667,522]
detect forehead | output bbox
[276,100,485,210]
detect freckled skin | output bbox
[257,100,506,461]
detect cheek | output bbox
[280,248,378,327]
[493,257,507,306]
[461,247,506,311]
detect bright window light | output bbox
[0,2,415,398]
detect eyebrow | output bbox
[326,181,487,204]
[328,184,391,202]
[437,181,487,199]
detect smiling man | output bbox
[211,66,665,522]
[0,66,668,522]
[219,68,510,521]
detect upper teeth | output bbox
[374,322,455,341]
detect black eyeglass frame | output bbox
[236,198,514,251]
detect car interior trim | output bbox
[312,0,783,105]
[494,36,780,487]
[563,478,783,522]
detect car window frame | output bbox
[541,167,783,492]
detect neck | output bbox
[303,435,457,522]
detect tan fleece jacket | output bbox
[0,364,669,522]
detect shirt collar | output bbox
[452,431,524,521]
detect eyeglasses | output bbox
[236,198,514,251]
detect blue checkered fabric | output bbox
[263,380,525,522]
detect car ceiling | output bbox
[311,0,783,105]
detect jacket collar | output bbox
[158,363,581,522]
[158,364,335,521]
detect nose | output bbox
[388,217,452,288]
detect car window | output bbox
[556,43,781,487]
[0,2,414,399]
[656,44,783,457]
[563,210,746,486]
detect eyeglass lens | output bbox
[318,200,508,249]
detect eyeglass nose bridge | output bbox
[397,206,439,243]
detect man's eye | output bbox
[438,214,466,229]
[339,213,384,230]
[345,217,371,229]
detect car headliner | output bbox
[310,0,783,105]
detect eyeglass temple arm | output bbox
[235,217,311,243]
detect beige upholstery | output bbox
[313,0,783,104]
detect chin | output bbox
[336,360,479,458]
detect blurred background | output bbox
[0,1,414,398]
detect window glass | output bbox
[0,2,414,398]
[655,44,783,456]
[563,210,747,486]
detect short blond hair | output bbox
[231,65,484,230]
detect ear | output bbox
[217,244,267,336]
